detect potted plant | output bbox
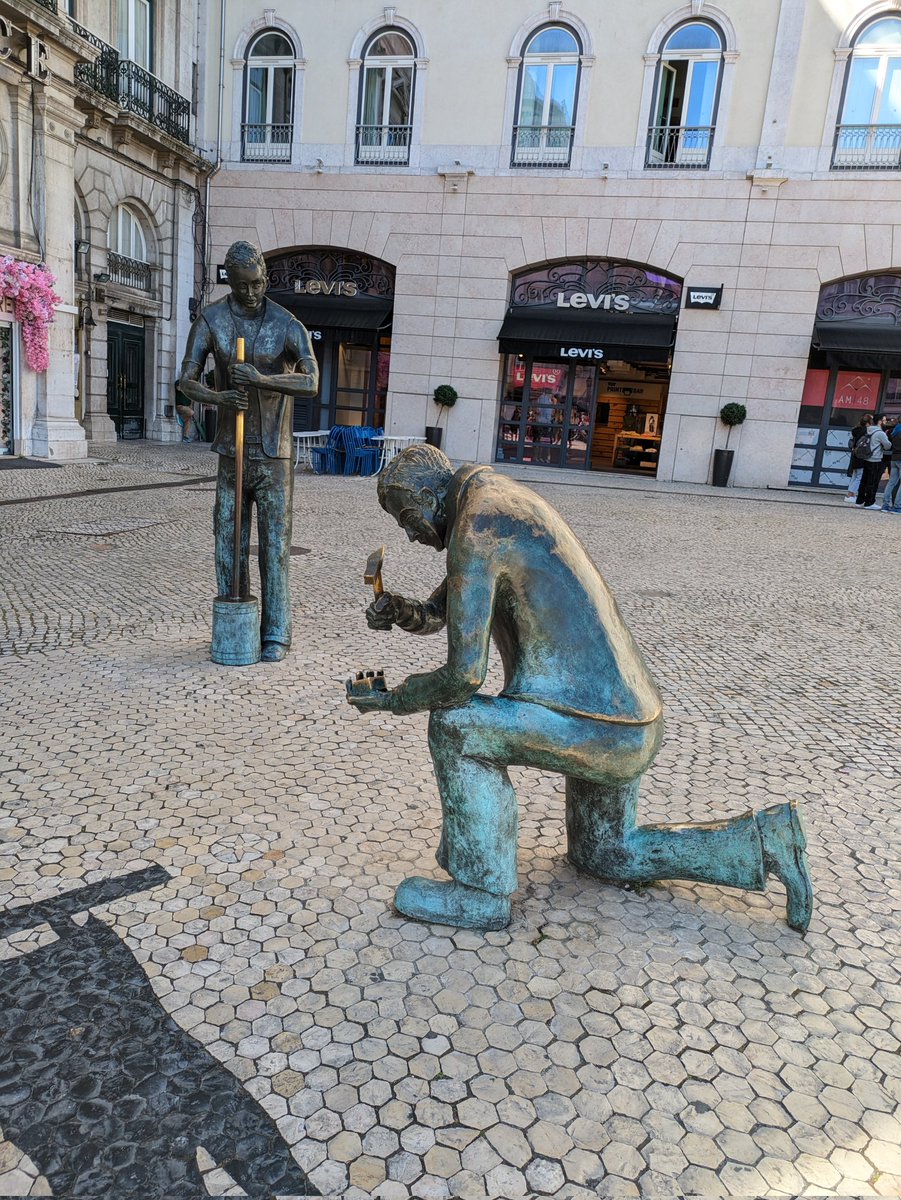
[425,384,458,450]
[712,402,747,486]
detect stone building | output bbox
[198,0,901,488]
[0,0,203,458]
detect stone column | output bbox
[28,87,89,460]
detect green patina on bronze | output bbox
[348,445,813,933]
[178,241,319,663]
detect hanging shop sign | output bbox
[510,258,682,316]
[685,286,723,309]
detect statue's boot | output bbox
[395,877,510,931]
[756,801,813,933]
[261,641,289,662]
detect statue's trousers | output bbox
[428,696,766,898]
[214,456,293,647]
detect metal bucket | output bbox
[211,596,261,665]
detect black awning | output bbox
[267,291,393,332]
[812,319,901,369]
[497,306,676,362]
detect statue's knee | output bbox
[427,705,468,754]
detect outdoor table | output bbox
[371,434,427,472]
[293,430,332,468]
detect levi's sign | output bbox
[556,292,630,311]
[294,280,358,297]
[559,347,605,360]
[685,286,723,309]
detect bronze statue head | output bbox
[224,241,268,316]
[378,444,454,551]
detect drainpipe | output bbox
[202,0,226,299]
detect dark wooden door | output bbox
[107,323,145,439]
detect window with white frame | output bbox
[512,25,581,168]
[834,16,901,168]
[356,29,415,165]
[117,0,152,69]
[243,31,295,162]
[107,204,152,289]
[647,21,723,168]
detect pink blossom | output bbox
[0,257,62,373]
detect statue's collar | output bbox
[443,464,492,547]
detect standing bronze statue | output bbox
[348,445,813,933]
[178,241,319,662]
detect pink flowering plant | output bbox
[0,257,62,373]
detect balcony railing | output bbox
[646,124,714,169]
[355,124,412,165]
[832,124,901,169]
[70,22,191,145]
[511,124,574,168]
[33,0,58,10]
[241,124,293,163]
[107,252,152,291]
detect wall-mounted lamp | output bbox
[78,304,96,329]
[74,239,90,255]
[93,272,111,283]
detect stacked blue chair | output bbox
[309,426,345,475]
[344,425,383,476]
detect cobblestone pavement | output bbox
[0,444,898,1199]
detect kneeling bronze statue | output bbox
[347,445,812,934]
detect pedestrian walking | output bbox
[844,415,868,503]
[881,415,901,512]
[853,413,892,509]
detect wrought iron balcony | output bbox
[241,124,293,163]
[511,124,574,168]
[107,252,152,291]
[33,0,58,10]
[832,124,901,169]
[645,124,714,169]
[355,124,412,165]
[70,22,191,145]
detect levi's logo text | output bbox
[294,280,358,297]
[559,347,605,360]
[556,292,630,311]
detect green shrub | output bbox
[719,402,747,426]
[433,384,458,407]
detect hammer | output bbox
[364,545,384,598]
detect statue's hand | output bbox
[346,689,393,712]
[366,593,406,631]
[230,363,261,387]
[217,390,249,411]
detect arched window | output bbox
[243,30,295,162]
[834,16,901,167]
[107,204,150,289]
[647,21,723,168]
[356,29,416,165]
[512,25,581,167]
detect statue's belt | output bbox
[501,692,663,726]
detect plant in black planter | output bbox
[425,384,458,450]
[712,402,747,486]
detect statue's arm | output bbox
[388,557,494,715]
[376,580,447,635]
[248,321,320,397]
[177,317,222,405]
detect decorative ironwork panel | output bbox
[355,125,411,166]
[645,125,714,169]
[511,125,574,169]
[117,60,191,145]
[267,248,396,299]
[817,273,901,324]
[241,124,293,163]
[32,0,58,10]
[71,22,120,104]
[832,124,901,170]
[108,252,152,291]
[511,259,682,314]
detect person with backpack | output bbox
[844,415,868,502]
[880,415,901,512]
[853,413,892,508]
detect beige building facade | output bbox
[1,0,203,459]
[197,0,901,488]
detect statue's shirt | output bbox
[393,466,663,725]
[181,297,314,459]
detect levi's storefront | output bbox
[791,273,901,487]
[495,259,681,474]
[265,248,393,430]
